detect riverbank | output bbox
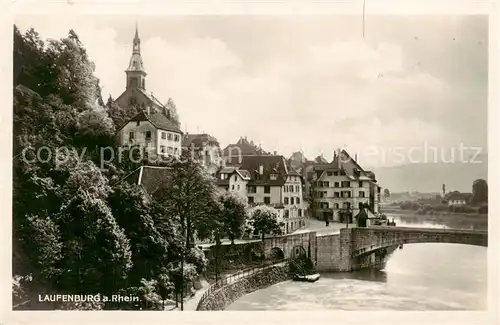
[197,264,290,310]
[382,207,487,218]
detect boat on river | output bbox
[293,273,320,282]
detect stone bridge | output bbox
[349,226,487,257]
[341,226,488,271]
[261,226,487,272]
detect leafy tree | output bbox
[218,191,248,244]
[471,179,488,206]
[153,152,216,309]
[107,183,171,285]
[307,179,318,219]
[247,206,284,241]
[156,270,175,309]
[106,95,139,131]
[165,98,180,125]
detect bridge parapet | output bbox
[349,227,487,258]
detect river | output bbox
[226,214,487,310]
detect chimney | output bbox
[273,150,277,155]
[259,165,264,175]
[355,153,358,162]
[337,148,341,168]
[146,105,150,115]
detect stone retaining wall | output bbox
[196,265,290,310]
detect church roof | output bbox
[126,53,146,72]
[183,133,220,148]
[126,111,182,133]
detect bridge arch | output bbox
[269,247,285,260]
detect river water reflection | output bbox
[226,215,487,310]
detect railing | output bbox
[196,259,289,310]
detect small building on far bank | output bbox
[445,192,472,206]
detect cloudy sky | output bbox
[14,15,488,167]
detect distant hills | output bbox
[370,154,488,193]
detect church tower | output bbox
[125,24,147,90]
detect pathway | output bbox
[182,261,288,311]
[292,218,356,236]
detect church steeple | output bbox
[126,23,147,90]
[133,23,141,54]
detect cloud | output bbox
[14,15,487,167]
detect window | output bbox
[334,171,339,176]
[359,191,365,198]
[231,185,235,190]
[290,185,294,193]
[334,182,340,188]
[174,148,179,155]
[284,209,289,218]
[334,203,339,209]
[129,132,135,140]
[264,197,271,204]
[296,185,300,192]
[327,172,333,176]
[298,209,302,217]
[167,133,173,141]
[167,147,173,154]
[291,197,295,205]
[129,96,137,106]
[359,202,364,209]
[174,134,179,142]
[284,186,288,193]
[321,202,329,209]
[237,185,240,190]
[297,197,300,204]
[136,121,140,126]
[248,197,254,204]
[145,131,152,140]
[264,186,270,194]
[160,145,166,153]
[359,181,363,188]
[234,175,237,182]
[341,191,351,198]
[339,170,346,176]
[341,181,350,187]
[161,132,166,139]
[248,186,256,193]
[270,174,277,180]
[284,197,289,204]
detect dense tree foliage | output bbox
[471,179,488,206]
[165,98,180,126]
[246,206,284,241]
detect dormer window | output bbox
[270,173,278,180]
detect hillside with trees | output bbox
[12,26,249,310]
